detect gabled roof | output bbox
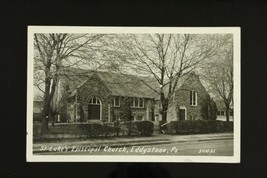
[62,67,196,100]
[62,67,159,99]
[215,100,227,110]
[98,72,159,98]
[215,100,233,110]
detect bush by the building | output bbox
[119,120,154,136]
[164,120,233,134]
[79,123,118,137]
[135,120,154,136]
[33,120,154,139]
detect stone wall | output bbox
[76,74,113,122]
[58,72,215,123]
[168,73,213,121]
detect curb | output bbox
[197,137,233,142]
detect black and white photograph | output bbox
[27,27,240,162]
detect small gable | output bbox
[77,73,112,103]
[179,72,207,93]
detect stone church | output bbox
[53,68,217,123]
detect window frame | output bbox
[190,90,198,106]
[139,98,144,108]
[131,97,145,108]
[113,97,120,107]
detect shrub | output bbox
[136,121,154,136]
[120,121,154,136]
[59,113,68,123]
[33,124,42,138]
[34,123,118,138]
[120,121,138,136]
[33,120,155,140]
[79,123,118,138]
[166,120,233,134]
[222,121,233,132]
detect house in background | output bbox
[216,100,233,121]
[33,101,43,113]
[48,68,217,123]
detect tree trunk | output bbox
[41,106,50,134]
[159,102,169,134]
[161,103,168,123]
[225,105,230,122]
[41,108,49,134]
[41,95,51,134]
[41,116,49,134]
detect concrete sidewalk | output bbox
[33,133,233,153]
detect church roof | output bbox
[61,67,191,100]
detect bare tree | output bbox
[200,35,233,122]
[34,33,105,134]
[115,34,220,123]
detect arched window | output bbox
[88,97,101,105]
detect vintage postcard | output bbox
[27,26,240,162]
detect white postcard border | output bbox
[27,26,241,163]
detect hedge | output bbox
[120,120,154,136]
[136,121,154,136]
[163,120,233,134]
[33,120,154,139]
[79,123,119,138]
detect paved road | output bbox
[37,137,233,156]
